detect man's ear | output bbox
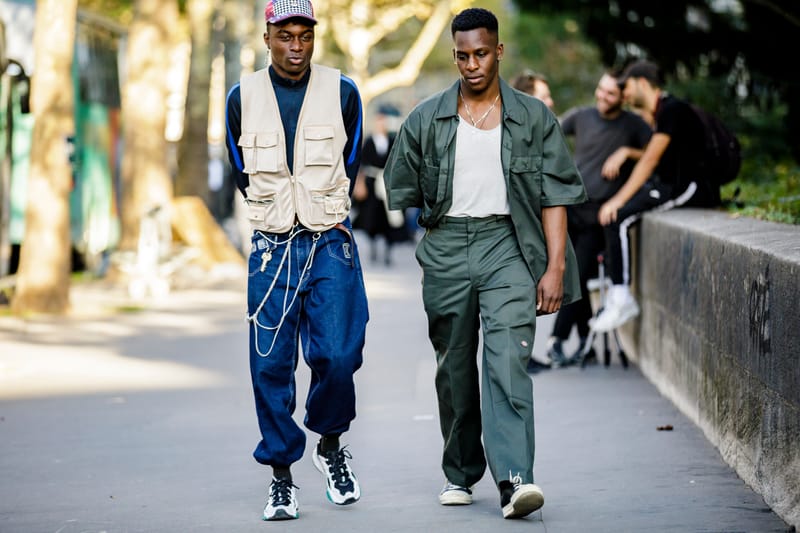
[496,43,504,61]
[263,31,269,49]
[452,48,457,64]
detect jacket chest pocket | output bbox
[421,157,441,203]
[509,155,543,211]
[304,125,335,166]
[510,155,542,187]
[509,155,541,175]
[239,132,279,173]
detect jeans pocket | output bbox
[322,228,354,267]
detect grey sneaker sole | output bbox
[502,486,544,519]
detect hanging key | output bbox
[260,250,272,272]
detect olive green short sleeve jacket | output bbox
[384,78,588,306]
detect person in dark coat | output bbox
[352,103,409,265]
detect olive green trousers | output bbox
[415,215,537,487]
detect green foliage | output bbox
[510,1,799,224]
[78,0,133,24]
[113,304,146,313]
[668,73,792,161]
[628,74,797,225]
[514,0,800,159]
[670,75,798,225]
[722,157,800,225]
[505,11,601,113]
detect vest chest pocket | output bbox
[304,126,335,166]
[239,132,279,173]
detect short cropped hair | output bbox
[451,8,498,37]
[511,69,548,94]
[620,60,663,88]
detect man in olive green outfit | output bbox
[383,7,586,520]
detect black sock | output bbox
[272,465,291,482]
[319,434,341,453]
[498,480,514,506]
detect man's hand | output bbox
[601,147,628,180]
[537,268,564,315]
[352,173,368,201]
[598,198,623,226]
[539,205,568,315]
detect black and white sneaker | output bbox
[263,477,299,521]
[312,443,361,505]
[501,473,544,519]
[439,481,473,505]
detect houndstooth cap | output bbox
[264,0,317,25]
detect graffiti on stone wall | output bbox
[748,266,771,357]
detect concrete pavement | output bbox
[0,238,792,532]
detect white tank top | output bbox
[446,120,509,217]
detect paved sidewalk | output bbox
[0,240,791,532]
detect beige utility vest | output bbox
[238,64,351,233]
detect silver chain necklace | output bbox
[459,87,500,128]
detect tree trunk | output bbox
[222,0,253,91]
[175,0,219,203]
[118,0,179,252]
[11,0,78,315]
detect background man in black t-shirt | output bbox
[593,59,719,333]
[535,71,652,369]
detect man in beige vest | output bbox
[224,0,367,521]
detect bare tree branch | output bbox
[361,0,453,102]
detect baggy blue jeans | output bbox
[246,220,368,466]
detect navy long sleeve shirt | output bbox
[225,66,363,198]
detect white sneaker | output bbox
[591,297,640,332]
[439,481,473,505]
[312,443,361,505]
[263,477,298,521]
[501,474,544,519]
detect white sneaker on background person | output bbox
[590,285,640,332]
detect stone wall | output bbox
[630,209,799,528]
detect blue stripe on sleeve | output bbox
[342,75,362,167]
[225,83,244,172]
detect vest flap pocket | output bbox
[246,196,275,223]
[239,133,258,174]
[238,133,256,148]
[249,131,279,172]
[256,132,278,148]
[304,126,334,141]
[312,184,350,216]
[304,125,335,166]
